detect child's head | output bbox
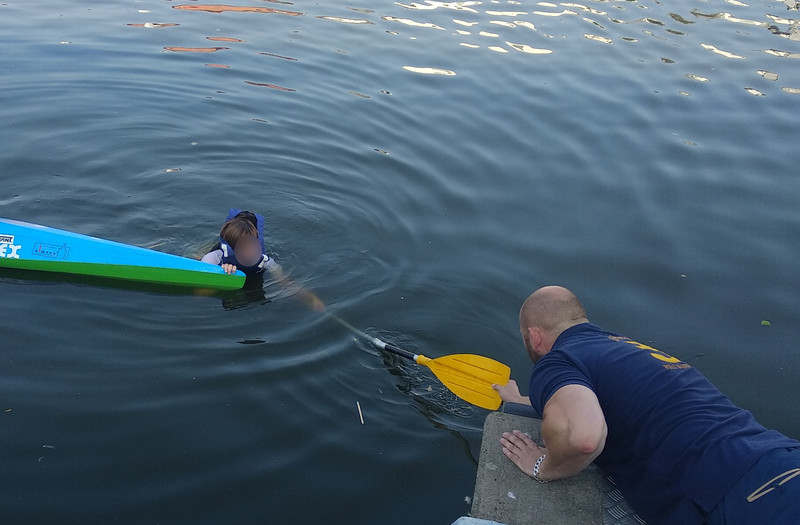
[220,215,258,250]
[231,235,262,266]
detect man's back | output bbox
[529,323,799,524]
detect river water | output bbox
[1,0,799,522]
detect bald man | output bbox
[493,286,800,525]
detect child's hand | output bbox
[221,263,238,275]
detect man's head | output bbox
[519,286,588,362]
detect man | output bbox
[493,286,800,524]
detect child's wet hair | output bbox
[220,215,258,249]
[233,211,258,229]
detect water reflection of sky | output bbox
[129,0,800,95]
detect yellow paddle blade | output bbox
[417,354,511,410]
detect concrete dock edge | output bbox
[469,411,644,525]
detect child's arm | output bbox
[201,249,223,265]
[266,262,325,311]
[201,249,238,274]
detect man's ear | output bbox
[528,326,542,351]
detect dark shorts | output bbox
[708,447,800,525]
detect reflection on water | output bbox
[164,46,229,52]
[140,0,800,95]
[244,80,296,91]
[126,22,180,28]
[402,65,457,75]
[172,4,303,15]
[207,36,244,42]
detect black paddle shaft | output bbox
[327,313,418,362]
[379,341,417,362]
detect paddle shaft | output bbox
[325,311,510,410]
[327,313,418,362]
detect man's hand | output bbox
[221,263,238,275]
[500,430,546,478]
[493,379,531,406]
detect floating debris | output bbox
[762,320,771,326]
[357,401,365,424]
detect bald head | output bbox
[520,286,588,341]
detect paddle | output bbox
[282,279,511,409]
[329,314,511,410]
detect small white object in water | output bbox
[464,496,472,504]
[507,491,517,499]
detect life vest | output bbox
[219,209,270,275]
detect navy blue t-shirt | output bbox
[529,323,799,525]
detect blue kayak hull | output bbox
[0,218,245,290]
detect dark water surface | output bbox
[2,0,799,522]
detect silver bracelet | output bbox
[532,453,550,483]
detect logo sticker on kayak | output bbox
[32,242,70,260]
[0,234,22,259]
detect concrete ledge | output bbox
[470,412,604,525]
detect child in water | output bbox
[201,210,278,275]
[202,210,324,310]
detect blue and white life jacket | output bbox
[219,209,270,275]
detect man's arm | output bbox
[500,384,607,480]
[493,379,531,406]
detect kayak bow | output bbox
[0,218,245,290]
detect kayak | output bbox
[0,218,245,290]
